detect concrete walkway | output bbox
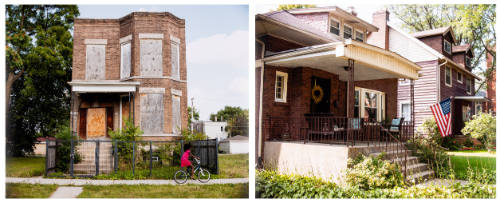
[50,187,83,198]
[416,179,469,187]
[6,177,249,186]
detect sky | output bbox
[78,5,249,120]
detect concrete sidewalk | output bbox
[50,187,83,198]
[6,177,248,186]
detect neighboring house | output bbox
[486,48,496,114]
[219,135,249,154]
[193,121,228,140]
[367,10,486,136]
[255,7,431,182]
[69,12,188,141]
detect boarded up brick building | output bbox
[69,12,188,141]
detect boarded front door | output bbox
[310,77,331,113]
[87,108,107,138]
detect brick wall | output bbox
[72,12,187,141]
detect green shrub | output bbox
[108,118,143,160]
[463,137,474,148]
[462,113,496,151]
[465,166,496,185]
[256,170,496,198]
[53,123,81,172]
[406,135,453,179]
[344,154,404,190]
[419,118,462,150]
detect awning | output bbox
[264,39,421,80]
[69,80,140,93]
[454,96,489,102]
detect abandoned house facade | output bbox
[255,7,434,182]
[367,10,485,136]
[69,12,188,141]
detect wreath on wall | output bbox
[311,80,324,104]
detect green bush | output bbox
[344,154,404,190]
[419,118,462,150]
[406,135,453,179]
[462,113,496,151]
[53,123,81,172]
[256,170,496,198]
[465,166,496,185]
[463,137,474,148]
[108,118,143,160]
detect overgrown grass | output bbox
[6,184,58,198]
[78,183,249,198]
[93,153,248,180]
[449,154,496,181]
[6,157,45,177]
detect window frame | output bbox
[465,55,472,67]
[355,29,364,42]
[457,71,463,84]
[120,41,132,80]
[445,66,452,87]
[329,18,340,36]
[443,40,452,54]
[274,71,288,103]
[343,24,353,39]
[466,77,472,94]
[357,87,386,122]
[399,101,412,121]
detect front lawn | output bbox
[448,152,496,181]
[217,153,249,178]
[6,183,58,198]
[6,157,45,177]
[78,183,249,198]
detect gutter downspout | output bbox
[437,59,448,102]
[256,39,265,166]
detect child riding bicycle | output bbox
[180,143,200,179]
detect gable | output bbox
[388,27,438,62]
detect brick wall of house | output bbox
[73,12,187,141]
[418,35,444,58]
[293,12,329,34]
[486,49,496,113]
[452,52,465,67]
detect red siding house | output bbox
[256,7,432,182]
[367,10,486,136]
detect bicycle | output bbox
[174,157,211,184]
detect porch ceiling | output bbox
[264,40,421,80]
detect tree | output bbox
[6,5,79,156]
[462,113,496,151]
[388,5,496,91]
[277,4,316,11]
[210,106,249,137]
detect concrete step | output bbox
[406,170,434,184]
[370,150,411,160]
[404,163,430,175]
[391,156,420,166]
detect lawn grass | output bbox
[6,183,58,198]
[77,183,249,198]
[449,153,496,180]
[6,157,45,177]
[94,153,248,180]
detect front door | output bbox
[310,76,331,113]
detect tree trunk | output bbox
[6,70,24,113]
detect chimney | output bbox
[347,6,357,17]
[367,9,390,50]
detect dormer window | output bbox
[344,25,352,39]
[329,19,340,36]
[355,30,364,42]
[466,56,472,67]
[443,40,451,54]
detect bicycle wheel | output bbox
[197,168,211,183]
[174,170,188,184]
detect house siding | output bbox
[293,12,329,34]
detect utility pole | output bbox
[191,97,194,131]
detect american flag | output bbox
[430,98,452,137]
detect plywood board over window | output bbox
[140,94,164,134]
[171,37,180,80]
[140,40,163,76]
[172,95,181,135]
[87,108,106,138]
[121,42,131,79]
[86,45,106,80]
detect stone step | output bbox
[391,156,420,166]
[406,170,434,184]
[370,150,411,160]
[404,163,430,175]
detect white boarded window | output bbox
[171,41,180,80]
[275,71,288,102]
[120,42,131,79]
[86,44,106,80]
[140,94,164,134]
[172,95,181,135]
[140,39,163,76]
